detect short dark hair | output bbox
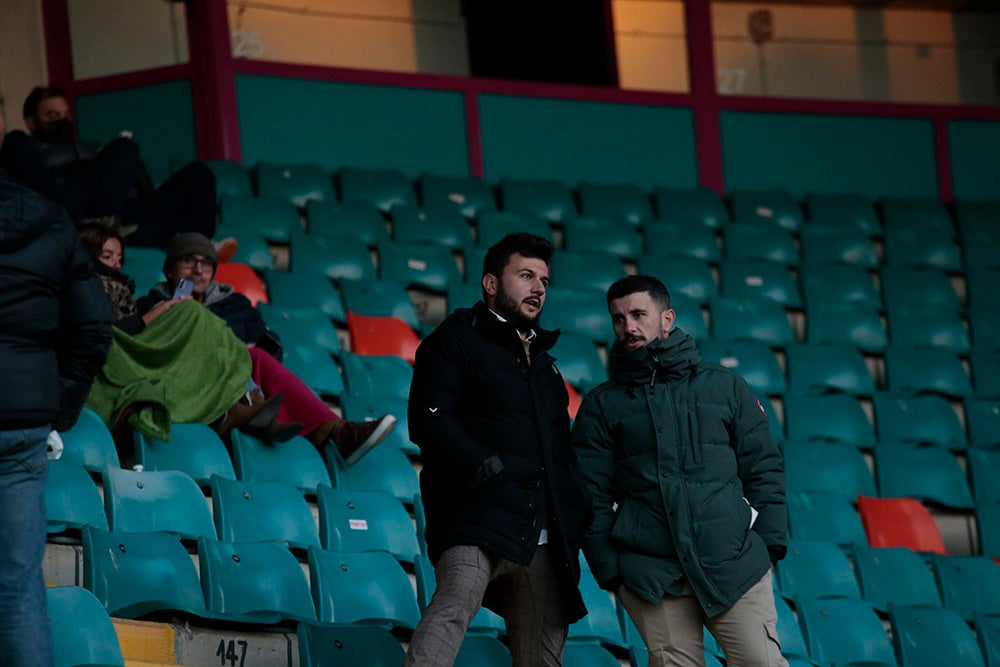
[606,275,671,310]
[23,85,67,121]
[481,232,554,292]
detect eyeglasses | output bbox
[175,254,216,270]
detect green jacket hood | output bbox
[608,328,701,385]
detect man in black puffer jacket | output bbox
[0,119,113,666]
[572,275,787,667]
[405,233,593,667]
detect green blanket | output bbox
[86,300,251,441]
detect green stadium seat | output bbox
[881,196,956,239]
[378,240,462,293]
[82,526,207,618]
[133,422,235,487]
[317,486,422,563]
[888,304,971,354]
[873,393,967,450]
[636,255,717,305]
[281,344,345,398]
[499,177,576,223]
[562,215,643,260]
[206,159,252,200]
[258,304,342,356]
[806,192,881,236]
[414,554,505,637]
[729,189,803,232]
[787,491,868,548]
[219,193,300,243]
[58,407,119,473]
[719,259,802,308]
[341,394,416,457]
[543,286,614,343]
[455,636,513,667]
[785,343,874,396]
[963,225,1000,271]
[874,444,974,509]
[784,394,875,447]
[551,330,607,393]
[668,292,709,341]
[475,210,554,247]
[794,596,897,667]
[256,162,333,208]
[341,351,412,399]
[327,442,419,505]
[643,219,721,262]
[339,166,417,213]
[852,545,942,612]
[723,224,799,266]
[775,538,862,600]
[210,476,320,549]
[932,554,1000,620]
[782,440,876,502]
[954,199,1000,237]
[340,279,420,329]
[709,296,795,347]
[570,555,626,649]
[102,466,215,540]
[265,270,345,321]
[653,186,729,229]
[391,205,474,249]
[305,199,389,247]
[289,231,376,283]
[967,398,1000,449]
[806,300,888,353]
[198,538,316,623]
[698,339,786,395]
[578,181,653,227]
[884,223,963,272]
[884,347,972,397]
[774,595,810,663]
[755,392,785,445]
[800,262,882,310]
[977,502,1000,561]
[308,547,420,628]
[45,458,107,533]
[230,431,331,494]
[123,246,169,295]
[881,265,962,313]
[889,603,985,667]
[47,586,125,667]
[420,172,497,220]
[222,227,273,271]
[297,622,405,667]
[550,249,627,293]
[800,223,878,268]
[976,613,1000,667]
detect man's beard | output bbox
[33,119,75,144]
[495,283,540,331]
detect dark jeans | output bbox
[0,425,54,667]
[0,131,216,249]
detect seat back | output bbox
[339,279,420,329]
[341,351,413,399]
[719,259,802,307]
[206,159,252,200]
[47,586,125,667]
[265,270,345,321]
[210,476,320,549]
[289,231,376,283]
[636,255,717,304]
[653,186,729,229]
[729,189,803,232]
[875,444,975,509]
[800,224,878,267]
[578,181,652,227]
[550,249,627,293]
[317,486,421,562]
[420,172,497,220]
[230,431,331,494]
[346,312,420,363]
[339,166,416,213]
[550,330,607,393]
[787,491,868,547]
[133,422,236,487]
[722,224,799,265]
[391,205,473,249]
[297,621,406,667]
[852,545,942,611]
[782,440,876,502]
[643,220,721,262]
[378,240,462,292]
[785,343,874,396]
[499,177,576,223]
[213,261,268,306]
[709,296,795,347]
[805,192,881,236]
[328,443,419,506]
[873,393,968,449]
[562,215,643,259]
[857,495,947,554]
[257,303,342,355]
[932,554,1000,620]
[775,539,861,600]
[305,199,389,247]
[103,466,215,540]
[256,162,333,208]
[45,458,107,533]
[889,603,986,667]
[806,300,887,353]
[82,526,207,618]
[698,339,786,396]
[784,394,875,447]
[795,596,896,667]
[59,407,119,472]
[198,537,316,623]
[308,548,420,628]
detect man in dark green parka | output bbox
[572,275,788,667]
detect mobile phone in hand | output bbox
[172,278,194,299]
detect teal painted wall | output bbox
[478,95,697,190]
[235,75,468,178]
[74,80,197,187]
[949,120,1000,201]
[721,112,938,199]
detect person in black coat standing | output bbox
[405,233,593,667]
[0,113,113,667]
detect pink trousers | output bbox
[248,347,338,436]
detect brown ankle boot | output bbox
[246,417,303,443]
[212,390,284,436]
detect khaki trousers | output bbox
[619,570,788,667]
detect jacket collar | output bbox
[609,328,701,385]
[471,300,560,356]
[150,279,234,305]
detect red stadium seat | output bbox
[215,261,268,307]
[856,495,947,555]
[346,312,420,364]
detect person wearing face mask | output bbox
[0,85,218,250]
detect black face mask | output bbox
[33,118,75,144]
